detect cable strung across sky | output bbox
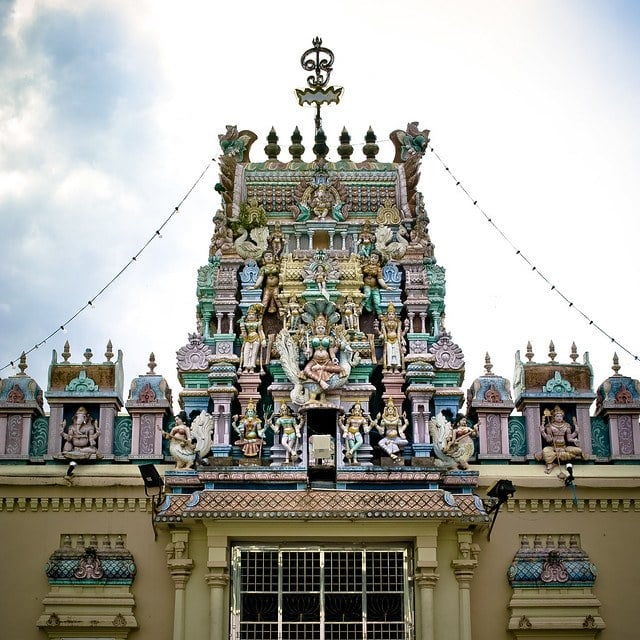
[3,141,637,374]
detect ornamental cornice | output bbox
[155,489,489,523]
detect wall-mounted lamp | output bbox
[485,479,516,541]
[138,464,165,540]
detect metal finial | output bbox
[17,351,27,376]
[296,37,343,134]
[548,341,556,363]
[301,37,334,89]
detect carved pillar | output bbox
[451,531,479,640]
[414,571,439,640]
[205,572,230,640]
[414,531,438,640]
[205,529,229,640]
[166,530,194,640]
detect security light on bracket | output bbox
[138,464,165,541]
[484,479,516,541]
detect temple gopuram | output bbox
[1,38,638,640]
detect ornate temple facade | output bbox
[1,39,638,640]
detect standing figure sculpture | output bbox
[239,304,266,373]
[379,304,404,371]
[342,295,360,332]
[356,221,375,257]
[282,295,302,332]
[361,253,390,315]
[269,403,303,464]
[253,250,281,314]
[268,221,285,258]
[61,406,101,459]
[232,400,266,458]
[535,406,586,473]
[373,397,409,461]
[339,401,371,464]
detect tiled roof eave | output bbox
[155,489,489,524]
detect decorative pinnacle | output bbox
[17,351,27,376]
[548,341,556,363]
[484,352,493,375]
[301,37,334,89]
[296,37,343,134]
[148,352,157,374]
[612,352,621,375]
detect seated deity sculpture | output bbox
[275,300,354,405]
[60,407,101,459]
[535,406,587,473]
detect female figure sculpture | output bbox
[379,304,404,371]
[373,397,409,461]
[300,315,347,392]
[361,253,390,315]
[239,304,266,372]
[339,401,370,464]
[233,400,266,458]
[253,250,281,313]
[269,403,303,464]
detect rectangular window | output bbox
[231,545,413,640]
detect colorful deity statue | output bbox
[275,301,354,405]
[268,403,303,464]
[60,407,101,459]
[379,304,404,371]
[339,401,371,464]
[361,252,390,315]
[282,295,302,332]
[268,221,285,258]
[341,295,360,332]
[373,397,409,461]
[356,220,375,257]
[301,315,347,392]
[253,250,281,314]
[239,304,266,373]
[160,415,196,469]
[429,410,477,470]
[535,406,587,473]
[233,400,266,458]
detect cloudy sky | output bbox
[1,0,639,411]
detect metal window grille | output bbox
[231,545,413,640]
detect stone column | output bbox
[205,572,230,640]
[451,531,479,640]
[166,530,194,640]
[206,529,229,640]
[414,571,439,640]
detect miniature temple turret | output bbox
[467,353,515,462]
[594,353,640,460]
[125,353,173,460]
[45,341,123,461]
[513,341,596,465]
[0,352,44,460]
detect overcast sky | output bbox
[1,0,639,411]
